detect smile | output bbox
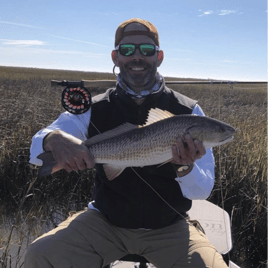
[130,67,146,71]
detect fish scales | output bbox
[88,117,179,166]
[88,115,209,167]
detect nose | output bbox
[131,47,144,59]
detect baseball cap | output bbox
[114,18,159,47]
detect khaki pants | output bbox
[24,209,228,268]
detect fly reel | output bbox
[51,80,92,114]
[61,86,91,114]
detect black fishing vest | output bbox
[88,80,197,229]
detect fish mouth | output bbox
[220,135,234,143]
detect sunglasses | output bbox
[115,43,160,56]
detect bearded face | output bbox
[118,54,159,90]
[112,24,163,94]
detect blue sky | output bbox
[0,0,266,81]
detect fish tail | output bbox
[37,152,59,177]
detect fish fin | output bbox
[157,158,173,168]
[143,108,175,127]
[103,164,126,181]
[37,152,60,177]
[84,123,138,147]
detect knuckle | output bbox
[68,161,77,170]
[63,165,72,173]
[63,162,70,169]
[78,165,86,171]
[185,134,191,140]
[194,139,200,145]
[189,146,195,154]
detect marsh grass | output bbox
[0,66,267,268]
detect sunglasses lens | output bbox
[140,44,155,56]
[119,44,135,56]
[119,44,156,56]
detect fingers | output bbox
[175,137,193,165]
[46,130,95,174]
[83,152,95,169]
[172,134,206,165]
[63,162,76,173]
[70,152,95,172]
[194,139,206,159]
[184,135,196,162]
[53,145,95,173]
[57,157,82,173]
[172,144,181,164]
[61,155,94,173]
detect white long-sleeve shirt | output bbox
[29,104,215,200]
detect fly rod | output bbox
[51,79,267,89]
[51,79,266,115]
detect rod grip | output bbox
[51,80,84,87]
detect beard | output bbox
[119,60,158,92]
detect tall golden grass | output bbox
[0,66,267,268]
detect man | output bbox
[25,18,228,267]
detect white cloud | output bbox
[204,10,213,15]
[198,10,213,17]
[0,39,46,46]
[198,9,239,17]
[219,10,237,16]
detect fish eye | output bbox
[217,126,225,133]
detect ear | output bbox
[111,50,119,67]
[156,50,164,67]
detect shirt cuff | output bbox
[175,162,214,200]
[29,128,55,166]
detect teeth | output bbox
[131,68,145,71]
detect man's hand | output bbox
[44,129,95,173]
[172,134,206,176]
